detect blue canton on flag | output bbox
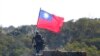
[39,10,52,21]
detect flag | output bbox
[37,9,64,33]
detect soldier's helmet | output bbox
[36,31,39,35]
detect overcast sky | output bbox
[0,0,100,27]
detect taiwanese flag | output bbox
[37,9,64,33]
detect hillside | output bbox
[0,18,100,56]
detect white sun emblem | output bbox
[43,13,49,19]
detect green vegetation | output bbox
[0,18,100,56]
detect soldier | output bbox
[32,31,45,55]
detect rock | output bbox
[42,50,86,56]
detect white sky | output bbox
[0,0,100,27]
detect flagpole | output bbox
[36,8,41,26]
[35,8,41,33]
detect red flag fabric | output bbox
[37,9,64,33]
